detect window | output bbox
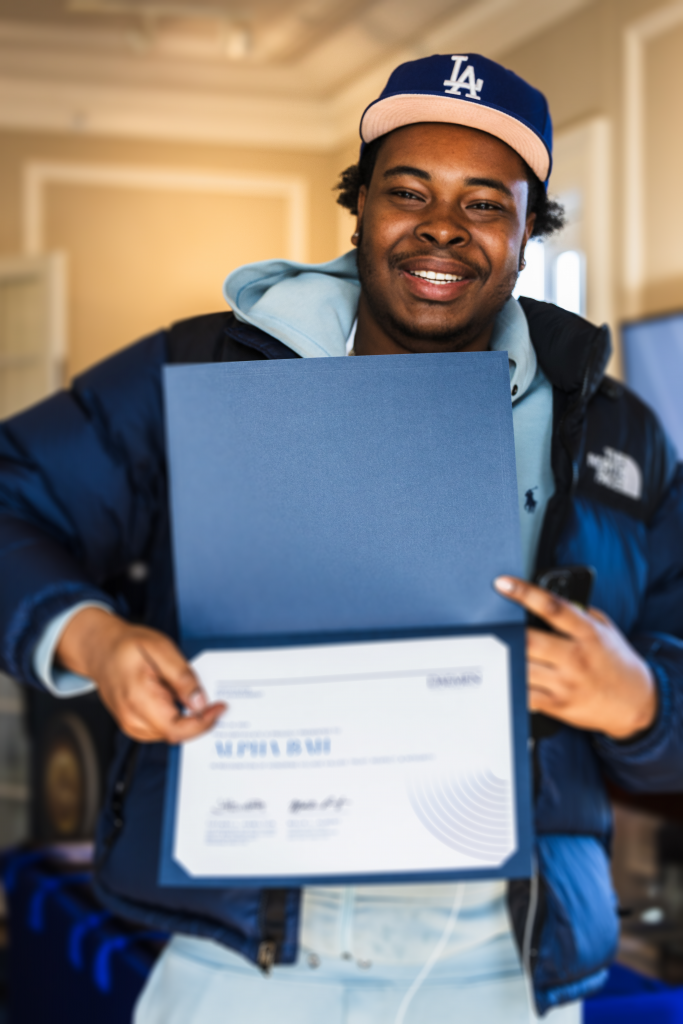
[513,239,585,317]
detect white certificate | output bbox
[172,635,518,883]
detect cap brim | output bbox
[361,94,550,182]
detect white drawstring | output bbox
[392,885,465,1024]
[522,856,540,1023]
[339,887,355,958]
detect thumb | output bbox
[138,635,208,713]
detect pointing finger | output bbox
[494,576,594,639]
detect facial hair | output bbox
[356,233,517,352]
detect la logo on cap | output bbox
[443,56,484,100]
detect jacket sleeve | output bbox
[0,332,168,689]
[593,462,683,791]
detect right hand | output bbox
[56,608,226,743]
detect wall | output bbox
[499,0,683,354]
[0,131,344,377]
[643,19,683,313]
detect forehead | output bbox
[373,123,529,184]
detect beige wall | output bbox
[643,21,683,312]
[499,0,683,339]
[0,131,346,377]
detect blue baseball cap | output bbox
[360,53,552,185]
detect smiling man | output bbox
[353,123,538,354]
[1,53,683,1024]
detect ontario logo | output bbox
[443,56,484,100]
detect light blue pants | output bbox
[134,883,582,1024]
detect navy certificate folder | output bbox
[161,352,532,885]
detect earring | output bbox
[519,256,526,270]
[351,232,359,244]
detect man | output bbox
[1,53,682,1023]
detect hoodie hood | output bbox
[224,251,360,359]
[224,251,536,404]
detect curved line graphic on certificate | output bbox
[408,769,515,865]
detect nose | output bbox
[416,205,470,248]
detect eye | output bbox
[390,188,425,201]
[468,201,501,211]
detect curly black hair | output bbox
[334,134,565,238]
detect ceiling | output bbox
[0,0,594,148]
[0,0,474,97]
[0,0,471,70]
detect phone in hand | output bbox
[530,565,596,740]
[534,565,595,608]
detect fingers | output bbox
[106,667,226,744]
[166,703,226,744]
[127,661,226,744]
[528,686,565,716]
[136,688,225,744]
[527,627,574,667]
[92,625,227,744]
[495,576,595,638]
[136,633,208,712]
[526,658,581,723]
[525,628,577,717]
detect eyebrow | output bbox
[382,167,515,199]
[383,165,431,181]
[464,176,514,198]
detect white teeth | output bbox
[409,270,464,282]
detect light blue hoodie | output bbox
[225,251,555,579]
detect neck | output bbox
[353,293,496,355]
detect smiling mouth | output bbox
[408,269,466,284]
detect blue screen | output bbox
[622,312,683,459]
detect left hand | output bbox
[494,576,658,740]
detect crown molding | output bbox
[22,160,310,261]
[0,76,338,151]
[0,0,594,152]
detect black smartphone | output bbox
[534,565,595,608]
[530,565,596,740]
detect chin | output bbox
[392,311,480,347]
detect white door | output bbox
[0,252,66,419]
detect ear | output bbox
[519,212,536,269]
[355,185,368,240]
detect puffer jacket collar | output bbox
[518,297,611,399]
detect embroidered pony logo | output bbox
[524,487,538,513]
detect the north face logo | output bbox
[443,56,484,100]
[586,447,642,500]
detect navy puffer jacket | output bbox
[1,298,682,1014]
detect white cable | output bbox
[392,885,465,1024]
[522,855,540,1023]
